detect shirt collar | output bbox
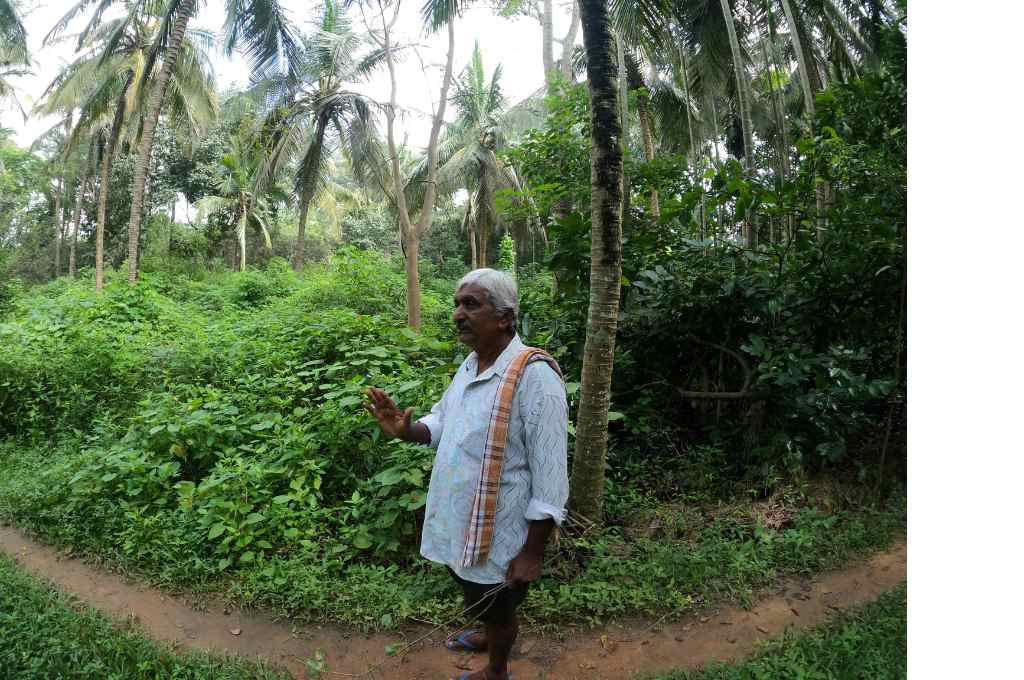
[467,334,525,383]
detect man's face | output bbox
[453,283,510,350]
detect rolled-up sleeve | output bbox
[417,391,447,449]
[521,362,569,525]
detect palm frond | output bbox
[223,0,302,81]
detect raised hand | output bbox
[364,387,414,441]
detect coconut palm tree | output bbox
[256,2,377,269]
[51,0,300,283]
[0,0,27,58]
[567,0,624,523]
[413,41,533,268]
[197,122,275,271]
[40,4,217,289]
[0,0,29,120]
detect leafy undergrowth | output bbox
[0,436,905,631]
[649,584,907,680]
[0,250,905,633]
[0,553,290,680]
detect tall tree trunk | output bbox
[720,0,756,246]
[780,0,816,117]
[542,0,555,87]
[294,201,310,270]
[569,0,625,523]
[238,204,247,272]
[69,178,84,277]
[758,15,790,194]
[678,44,706,240]
[677,45,700,162]
[53,176,63,279]
[779,0,830,242]
[629,56,660,220]
[382,4,454,329]
[96,73,134,292]
[125,0,194,283]
[404,231,422,323]
[559,1,581,81]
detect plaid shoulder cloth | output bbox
[461,347,563,567]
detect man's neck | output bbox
[475,334,514,375]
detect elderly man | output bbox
[365,268,568,680]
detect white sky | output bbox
[4,0,579,150]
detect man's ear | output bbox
[501,311,515,334]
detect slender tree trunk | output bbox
[720,0,756,247]
[678,44,707,240]
[294,201,310,270]
[559,0,581,81]
[125,0,194,283]
[382,4,454,329]
[762,3,791,179]
[404,231,421,325]
[69,178,84,277]
[779,0,831,243]
[569,0,625,523]
[96,73,134,292]
[629,58,660,220]
[758,22,789,202]
[53,176,63,279]
[542,0,555,87]
[239,204,247,272]
[781,0,819,115]
[677,45,699,162]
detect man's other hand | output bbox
[505,550,543,585]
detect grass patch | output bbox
[0,552,290,680]
[649,584,907,679]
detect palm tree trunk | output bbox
[53,175,63,279]
[294,201,310,270]
[95,73,134,292]
[677,45,700,162]
[780,0,819,116]
[678,44,707,240]
[630,58,660,221]
[778,0,830,242]
[758,21,789,195]
[125,0,194,283]
[569,0,625,523]
[720,0,756,247]
[69,178,84,277]
[780,0,816,117]
[239,205,247,272]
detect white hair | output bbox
[457,268,519,326]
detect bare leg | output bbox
[484,616,517,678]
[454,617,516,679]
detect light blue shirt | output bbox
[418,335,569,584]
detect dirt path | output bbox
[0,525,906,679]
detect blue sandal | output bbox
[446,630,487,652]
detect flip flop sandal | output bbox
[445,630,487,652]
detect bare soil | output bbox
[0,526,906,680]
